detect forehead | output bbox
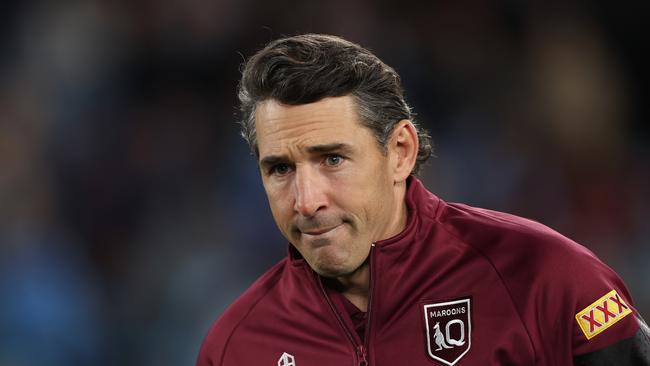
[255,96,372,157]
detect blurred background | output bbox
[1,0,648,364]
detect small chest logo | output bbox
[423,298,471,366]
[575,289,632,340]
[277,352,295,366]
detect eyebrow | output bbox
[306,143,352,154]
[259,155,287,170]
[259,143,353,169]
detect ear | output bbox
[388,120,419,183]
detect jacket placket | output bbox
[317,244,376,366]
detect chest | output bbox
[225,261,546,366]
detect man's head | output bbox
[238,34,432,174]
[238,34,432,278]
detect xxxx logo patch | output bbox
[575,289,632,340]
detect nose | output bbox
[293,166,328,217]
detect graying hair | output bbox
[238,34,433,174]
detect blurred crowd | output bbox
[1,1,648,365]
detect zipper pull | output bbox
[357,345,368,366]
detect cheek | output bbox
[265,186,293,224]
[269,195,290,218]
[332,187,377,230]
[356,171,394,226]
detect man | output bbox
[197,34,649,365]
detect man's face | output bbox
[255,96,400,278]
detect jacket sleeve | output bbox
[196,317,229,366]
[565,253,641,356]
[573,317,650,365]
[196,260,287,366]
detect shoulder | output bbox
[434,200,627,297]
[436,201,605,277]
[434,201,640,354]
[196,259,289,366]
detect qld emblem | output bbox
[423,297,471,366]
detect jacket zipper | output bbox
[361,243,376,366]
[317,276,362,365]
[357,345,368,366]
[317,244,375,366]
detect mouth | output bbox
[300,224,342,238]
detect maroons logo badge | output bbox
[423,298,471,366]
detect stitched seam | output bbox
[452,204,552,237]
[436,217,539,363]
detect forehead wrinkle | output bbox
[263,118,340,141]
[256,97,359,131]
[263,129,344,161]
[255,97,366,162]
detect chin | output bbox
[314,267,345,279]
[311,260,358,279]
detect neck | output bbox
[335,261,371,311]
[336,181,409,311]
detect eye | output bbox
[270,163,292,176]
[324,154,344,167]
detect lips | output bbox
[301,224,340,236]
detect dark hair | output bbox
[238,34,433,175]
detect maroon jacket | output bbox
[197,178,640,365]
